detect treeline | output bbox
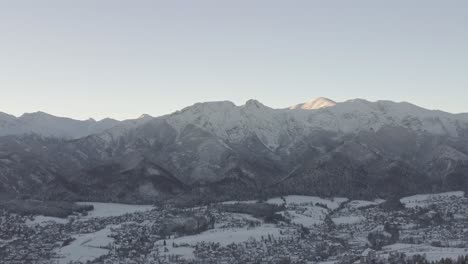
[159,214,215,238]
[0,199,93,218]
[360,254,468,264]
[216,202,286,223]
[389,254,468,264]
[433,256,468,264]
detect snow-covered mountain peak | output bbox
[244,99,268,110]
[138,114,153,120]
[290,97,337,110]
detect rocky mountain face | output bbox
[1,98,468,204]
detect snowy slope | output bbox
[156,98,468,151]
[56,226,115,264]
[400,191,465,208]
[156,224,285,259]
[76,202,154,219]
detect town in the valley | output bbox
[2,192,468,264]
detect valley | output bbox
[1,192,468,263]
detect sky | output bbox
[0,0,467,120]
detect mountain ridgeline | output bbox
[1,98,468,205]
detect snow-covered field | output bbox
[264,195,349,227]
[26,202,155,226]
[76,202,154,219]
[400,191,465,208]
[283,207,328,227]
[20,193,468,263]
[173,224,282,246]
[346,199,385,209]
[217,195,353,228]
[221,200,258,205]
[26,215,69,226]
[157,224,285,259]
[47,202,152,263]
[55,226,115,264]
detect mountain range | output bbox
[1,98,468,205]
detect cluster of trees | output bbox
[0,199,93,218]
[217,202,286,223]
[427,256,468,264]
[382,254,468,264]
[358,252,468,264]
[159,214,215,237]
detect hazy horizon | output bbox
[1,0,467,120]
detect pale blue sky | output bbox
[0,0,467,120]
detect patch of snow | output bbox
[347,199,385,209]
[284,209,327,227]
[55,226,114,264]
[76,202,154,219]
[332,216,365,225]
[220,200,258,205]
[173,224,282,246]
[156,224,284,259]
[228,213,263,222]
[400,191,465,208]
[26,215,69,227]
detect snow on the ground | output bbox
[162,245,196,259]
[266,195,348,210]
[379,243,468,261]
[221,200,258,205]
[55,226,115,264]
[156,224,284,259]
[229,213,263,222]
[332,216,365,225]
[400,191,465,208]
[284,207,328,227]
[172,224,282,246]
[25,215,69,226]
[214,213,263,229]
[265,196,349,227]
[76,202,154,219]
[346,199,385,209]
[25,203,155,225]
